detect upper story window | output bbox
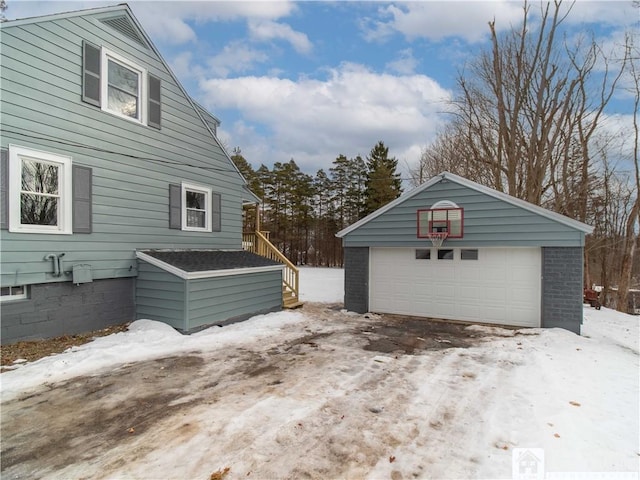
[181,182,212,232]
[102,48,146,123]
[83,42,161,129]
[9,145,72,234]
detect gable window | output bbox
[101,48,147,123]
[1,285,27,302]
[182,183,212,232]
[83,42,161,128]
[9,146,72,234]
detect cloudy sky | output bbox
[6,1,638,177]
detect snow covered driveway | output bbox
[1,268,638,479]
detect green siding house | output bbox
[0,5,283,343]
[337,172,593,334]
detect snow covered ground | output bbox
[1,267,638,479]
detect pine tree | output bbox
[364,141,402,214]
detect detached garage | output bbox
[336,172,593,334]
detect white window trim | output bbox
[9,145,73,235]
[181,182,212,232]
[0,285,28,302]
[101,47,147,125]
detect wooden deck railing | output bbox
[243,231,300,307]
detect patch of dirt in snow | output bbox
[0,305,497,480]
[362,314,478,353]
[1,355,204,474]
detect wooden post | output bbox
[255,202,261,233]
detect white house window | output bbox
[9,145,72,234]
[0,286,27,302]
[181,182,212,232]
[101,48,147,123]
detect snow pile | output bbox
[582,306,639,353]
[1,269,638,479]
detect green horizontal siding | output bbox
[342,182,586,248]
[135,262,185,330]
[187,270,283,330]
[0,11,250,288]
[135,260,282,332]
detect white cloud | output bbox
[564,0,638,27]
[386,48,418,74]
[360,0,637,44]
[206,42,270,78]
[200,63,452,173]
[132,1,299,46]
[248,19,313,54]
[361,1,524,43]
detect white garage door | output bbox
[370,247,541,327]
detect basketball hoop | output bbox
[427,232,448,248]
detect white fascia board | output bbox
[136,251,284,281]
[337,171,594,238]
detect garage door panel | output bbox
[370,247,540,327]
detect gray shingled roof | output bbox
[140,250,281,272]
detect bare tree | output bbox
[413,1,626,208]
[615,31,640,313]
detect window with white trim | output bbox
[101,48,147,124]
[181,182,212,232]
[9,145,72,234]
[0,285,28,302]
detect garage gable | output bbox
[337,172,592,248]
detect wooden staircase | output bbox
[242,231,303,309]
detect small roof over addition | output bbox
[336,171,594,238]
[137,250,283,280]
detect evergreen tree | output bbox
[364,141,402,214]
[231,147,261,231]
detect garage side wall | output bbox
[344,247,369,313]
[541,247,583,334]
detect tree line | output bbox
[234,0,638,314]
[232,141,402,267]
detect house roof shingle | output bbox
[140,250,281,272]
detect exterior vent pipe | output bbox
[43,253,65,277]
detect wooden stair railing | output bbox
[242,231,302,308]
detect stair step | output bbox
[283,299,304,309]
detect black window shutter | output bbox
[169,184,181,229]
[0,148,8,230]
[73,165,92,233]
[211,192,221,232]
[82,41,101,107]
[148,74,161,129]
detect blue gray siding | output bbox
[344,247,369,314]
[0,11,247,289]
[541,247,583,334]
[136,260,283,333]
[341,181,585,248]
[187,271,283,330]
[135,262,186,330]
[1,278,134,343]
